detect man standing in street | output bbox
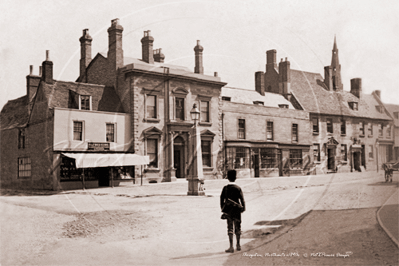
[220,170,246,253]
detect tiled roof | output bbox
[42,81,125,113]
[221,87,294,108]
[0,96,29,130]
[290,69,392,120]
[385,103,399,127]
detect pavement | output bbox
[377,188,399,247]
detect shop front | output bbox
[59,153,149,190]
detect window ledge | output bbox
[359,134,365,138]
[144,168,161,173]
[199,122,212,127]
[143,118,160,123]
[203,167,214,172]
[313,132,319,135]
[368,135,373,138]
[341,133,346,136]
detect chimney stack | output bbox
[350,78,362,98]
[255,71,265,96]
[141,30,154,64]
[153,48,165,63]
[26,65,41,102]
[324,66,333,90]
[107,18,124,70]
[266,50,277,72]
[42,50,53,84]
[79,28,92,80]
[194,40,204,74]
[278,58,291,95]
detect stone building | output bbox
[260,37,394,173]
[385,104,399,161]
[76,19,226,182]
[221,87,312,178]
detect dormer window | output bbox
[222,96,231,101]
[349,102,358,111]
[79,95,91,110]
[394,112,399,119]
[375,106,383,113]
[278,104,289,109]
[254,101,264,106]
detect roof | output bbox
[0,96,29,130]
[385,103,399,126]
[221,87,294,108]
[289,69,392,120]
[41,80,125,113]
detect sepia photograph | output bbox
[1,0,398,265]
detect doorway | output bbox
[353,152,361,172]
[252,153,259,178]
[174,136,185,178]
[96,167,110,186]
[327,147,335,170]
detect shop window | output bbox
[313,144,320,162]
[289,149,302,169]
[238,119,245,139]
[235,147,249,169]
[267,121,273,141]
[18,128,26,149]
[341,120,346,135]
[147,139,158,168]
[341,144,347,161]
[327,118,333,133]
[200,101,210,122]
[292,124,298,142]
[312,117,319,134]
[175,97,185,121]
[369,145,374,159]
[79,95,91,110]
[18,157,31,178]
[73,121,83,141]
[106,123,115,142]
[260,148,277,168]
[201,140,211,167]
[146,95,157,119]
[60,156,96,181]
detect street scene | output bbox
[1,1,399,265]
[1,171,398,265]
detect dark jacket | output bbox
[220,183,246,220]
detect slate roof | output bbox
[385,104,399,127]
[221,87,294,109]
[41,80,125,113]
[0,96,29,130]
[1,80,125,131]
[290,69,392,120]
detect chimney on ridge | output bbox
[153,48,165,63]
[350,78,362,98]
[278,57,291,95]
[26,65,41,102]
[141,30,154,64]
[194,40,204,74]
[79,29,92,80]
[107,18,124,70]
[255,71,265,96]
[42,50,53,84]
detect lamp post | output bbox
[187,104,205,196]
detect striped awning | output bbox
[62,153,149,168]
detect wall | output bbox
[53,108,131,152]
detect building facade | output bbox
[260,38,394,173]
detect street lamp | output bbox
[187,104,205,196]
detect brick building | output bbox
[0,51,132,190]
[221,87,312,178]
[260,37,394,173]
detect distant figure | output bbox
[220,170,246,253]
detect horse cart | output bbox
[382,160,399,182]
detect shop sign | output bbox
[88,142,110,151]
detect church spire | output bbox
[330,35,343,91]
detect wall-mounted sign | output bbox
[88,142,110,151]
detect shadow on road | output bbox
[0,189,59,197]
[367,181,399,187]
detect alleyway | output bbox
[1,171,398,265]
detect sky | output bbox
[1,0,398,110]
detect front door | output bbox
[253,154,259,177]
[97,167,110,186]
[327,147,335,170]
[174,136,185,178]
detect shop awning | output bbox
[62,153,149,168]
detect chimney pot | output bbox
[214,72,218,77]
[374,90,381,99]
[285,57,287,61]
[46,50,50,61]
[29,65,33,75]
[39,66,42,76]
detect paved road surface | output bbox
[1,171,398,265]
